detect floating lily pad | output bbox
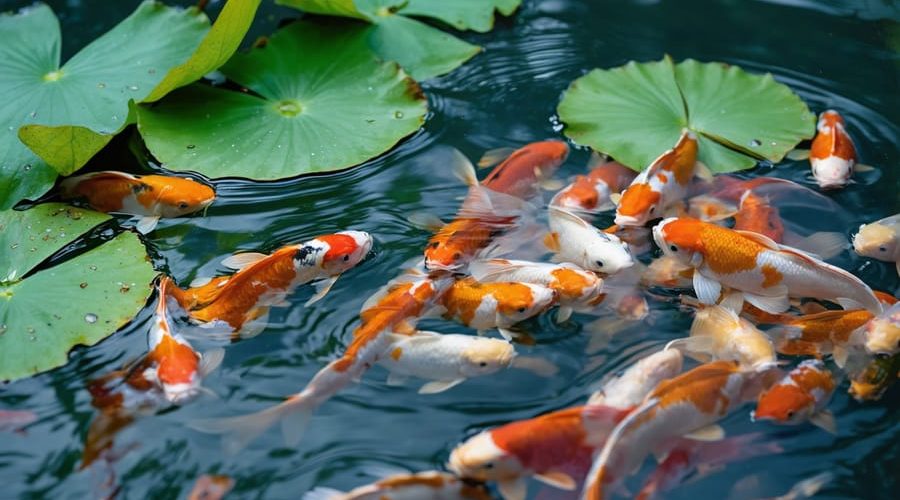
[278,0,521,79]
[557,56,816,172]
[136,20,427,179]
[0,204,156,382]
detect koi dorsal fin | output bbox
[221,252,269,270]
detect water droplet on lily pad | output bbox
[128,85,139,91]
[23,164,31,171]
[186,144,195,149]
[89,265,97,271]
[97,82,106,89]
[84,313,98,324]
[750,139,761,147]
[79,282,88,289]
[275,100,303,117]
[393,111,404,119]
[0,325,6,335]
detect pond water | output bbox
[1,0,899,498]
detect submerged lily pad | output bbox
[0,204,156,382]
[278,0,521,79]
[136,20,427,179]
[557,56,815,172]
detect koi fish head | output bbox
[423,219,490,271]
[737,191,784,242]
[460,338,516,377]
[550,267,604,305]
[753,383,815,424]
[448,431,525,482]
[817,110,845,133]
[811,156,854,189]
[863,303,900,356]
[147,319,202,404]
[494,283,556,324]
[615,182,661,227]
[522,140,570,168]
[853,221,897,261]
[582,230,634,274]
[142,175,215,217]
[653,217,705,266]
[307,230,373,274]
[552,177,602,211]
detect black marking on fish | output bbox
[294,245,322,266]
[132,182,152,194]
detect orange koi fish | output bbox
[173,231,373,338]
[552,160,637,212]
[862,302,900,356]
[849,352,900,402]
[653,217,881,314]
[588,349,684,407]
[480,140,569,198]
[190,271,452,452]
[469,259,605,323]
[734,191,785,242]
[547,206,634,274]
[60,171,215,233]
[582,360,780,500]
[614,130,698,227]
[188,475,234,500]
[449,404,632,500]
[810,110,857,189]
[761,309,873,364]
[303,471,491,500]
[437,277,555,340]
[640,255,695,290]
[753,360,837,433]
[853,214,900,276]
[668,306,776,371]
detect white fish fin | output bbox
[221,252,268,270]
[189,276,214,288]
[719,290,745,313]
[358,463,411,479]
[694,161,714,182]
[497,477,528,500]
[556,306,573,323]
[684,424,725,441]
[451,148,479,187]
[198,348,226,378]
[693,304,741,335]
[467,259,520,282]
[832,346,849,368]
[786,148,810,161]
[407,212,445,231]
[609,192,622,206]
[391,320,417,335]
[896,261,900,277]
[135,216,160,234]
[478,147,516,168]
[237,310,270,339]
[780,472,834,500]
[664,336,714,362]
[853,163,875,172]
[540,179,565,191]
[281,404,313,447]
[418,378,465,394]
[549,205,594,230]
[385,372,408,387]
[302,487,345,500]
[744,291,790,314]
[783,231,846,260]
[305,275,340,306]
[836,297,866,311]
[809,410,837,435]
[692,271,722,305]
[189,396,313,454]
[497,328,518,341]
[533,471,577,490]
[735,230,781,250]
[511,356,559,377]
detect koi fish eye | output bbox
[177,201,189,209]
[453,252,462,260]
[343,255,350,261]
[483,462,494,469]
[649,205,656,214]
[479,362,487,367]
[880,246,888,252]
[517,307,526,313]
[430,242,440,249]
[786,410,795,419]
[595,260,604,268]
[669,245,678,252]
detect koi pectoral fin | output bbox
[556,306,573,323]
[744,291,790,314]
[511,356,559,377]
[497,477,528,500]
[198,348,225,377]
[786,148,811,161]
[418,378,465,394]
[533,471,577,490]
[221,252,268,270]
[664,336,714,362]
[135,216,160,234]
[692,271,722,305]
[684,424,725,442]
[305,275,339,306]
[809,410,837,435]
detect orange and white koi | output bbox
[853,213,900,276]
[173,231,373,338]
[734,191,785,242]
[588,349,684,407]
[640,255,695,290]
[437,277,555,340]
[377,330,556,394]
[614,130,699,227]
[469,259,604,323]
[449,404,632,500]
[304,471,491,500]
[667,306,776,371]
[848,352,900,402]
[479,140,569,198]
[761,309,873,363]
[552,160,637,212]
[189,271,452,452]
[60,171,215,233]
[862,302,900,356]
[809,110,857,189]
[582,361,780,500]
[652,217,881,314]
[753,360,837,433]
[547,206,634,274]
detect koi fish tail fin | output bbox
[302,487,345,500]
[782,231,847,260]
[664,336,714,362]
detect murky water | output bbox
[1,0,899,498]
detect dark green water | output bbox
[1,0,899,498]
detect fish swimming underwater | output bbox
[304,470,492,500]
[862,302,900,356]
[853,214,900,276]
[60,171,215,233]
[653,217,881,314]
[479,140,569,198]
[849,352,900,402]
[588,349,684,407]
[809,110,857,189]
[552,159,637,212]
[547,206,634,274]
[753,360,837,434]
[668,305,776,371]
[760,308,873,364]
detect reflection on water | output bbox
[1,0,898,498]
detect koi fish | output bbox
[588,349,684,407]
[614,130,699,227]
[652,217,881,314]
[582,360,780,500]
[190,271,452,452]
[862,302,900,356]
[187,474,234,500]
[448,404,632,500]
[809,110,857,189]
[849,352,900,402]
[469,259,605,323]
[304,471,492,500]
[59,171,215,233]
[667,306,776,371]
[853,214,900,276]
[173,231,373,338]
[479,140,569,198]
[546,206,634,274]
[640,255,694,290]
[761,309,873,364]
[734,191,784,242]
[377,330,557,394]
[552,160,638,212]
[753,360,837,434]
[437,277,555,340]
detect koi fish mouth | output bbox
[425,260,464,272]
[614,214,642,227]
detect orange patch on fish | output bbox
[317,233,361,262]
[150,334,199,386]
[656,172,668,183]
[390,347,403,361]
[491,406,590,470]
[550,268,595,301]
[441,278,537,325]
[617,183,661,217]
[377,474,447,489]
[761,264,783,288]
[648,361,741,417]
[811,111,856,162]
[662,218,763,275]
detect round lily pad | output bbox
[0,204,156,382]
[557,56,816,172]
[136,20,427,179]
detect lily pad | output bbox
[135,20,427,179]
[557,56,816,172]
[277,0,520,79]
[0,204,156,382]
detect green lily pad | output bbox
[278,0,505,79]
[135,20,427,179]
[0,204,156,382]
[557,56,816,172]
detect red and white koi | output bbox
[588,349,684,407]
[547,206,634,274]
[304,470,492,500]
[60,171,215,233]
[809,110,857,189]
[552,159,638,213]
[862,302,900,356]
[437,277,555,340]
[614,130,699,227]
[652,217,881,314]
[853,213,900,276]
[753,359,837,434]
[667,306,776,371]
